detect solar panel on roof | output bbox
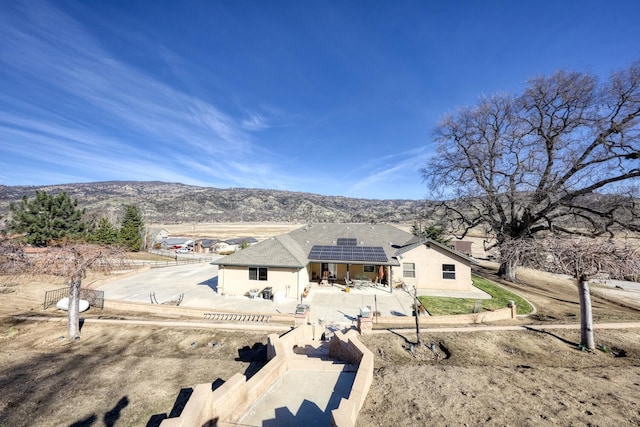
[337,238,357,246]
[308,245,388,263]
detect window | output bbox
[442,264,456,280]
[403,263,416,278]
[249,267,268,281]
[363,265,375,273]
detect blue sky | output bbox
[1,0,639,200]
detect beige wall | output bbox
[218,265,307,298]
[309,263,380,282]
[392,244,473,290]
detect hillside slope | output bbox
[0,181,425,224]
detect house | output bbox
[161,238,192,250]
[193,238,220,254]
[212,223,476,299]
[450,240,473,257]
[215,237,259,253]
[148,228,170,249]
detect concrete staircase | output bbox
[290,340,358,372]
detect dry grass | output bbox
[151,222,306,240]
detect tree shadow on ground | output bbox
[524,326,580,348]
[0,330,133,427]
[387,329,413,345]
[69,395,129,427]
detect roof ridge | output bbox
[274,234,308,265]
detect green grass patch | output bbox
[418,274,534,316]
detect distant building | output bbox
[194,238,220,254]
[148,228,170,248]
[161,238,192,250]
[450,240,473,257]
[215,237,259,253]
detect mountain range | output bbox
[0,181,425,224]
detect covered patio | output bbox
[309,261,392,283]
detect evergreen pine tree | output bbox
[411,224,451,245]
[119,205,144,251]
[91,217,118,244]
[10,191,87,246]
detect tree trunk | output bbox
[413,287,422,345]
[498,259,517,281]
[68,276,82,339]
[577,279,595,349]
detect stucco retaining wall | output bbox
[330,329,374,427]
[102,299,296,323]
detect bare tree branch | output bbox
[422,61,640,280]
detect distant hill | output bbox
[0,181,426,224]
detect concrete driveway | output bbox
[99,263,221,307]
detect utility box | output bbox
[262,287,273,300]
[359,306,371,318]
[295,304,309,315]
[295,304,310,326]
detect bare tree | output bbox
[0,239,31,275]
[502,237,640,349]
[421,61,640,280]
[33,243,124,338]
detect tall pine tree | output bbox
[10,191,88,246]
[118,205,144,251]
[91,217,118,244]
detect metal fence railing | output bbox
[43,287,68,310]
[140,257,216,268]
[44,287,105,310]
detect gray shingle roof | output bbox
[396,237,478,264]
[287,223,415,266]
[212,234,307,268]
[212,223,475,268]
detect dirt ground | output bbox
[2,247,640,426]
[359,328,640,426]
[0,274,272,427]
[0,307,270,426]
[356,264,640,426]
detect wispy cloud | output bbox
[241,113,270,131]
[0,1,294,189]
[344,146,432,198]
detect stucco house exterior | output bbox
[212,223,476,299]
